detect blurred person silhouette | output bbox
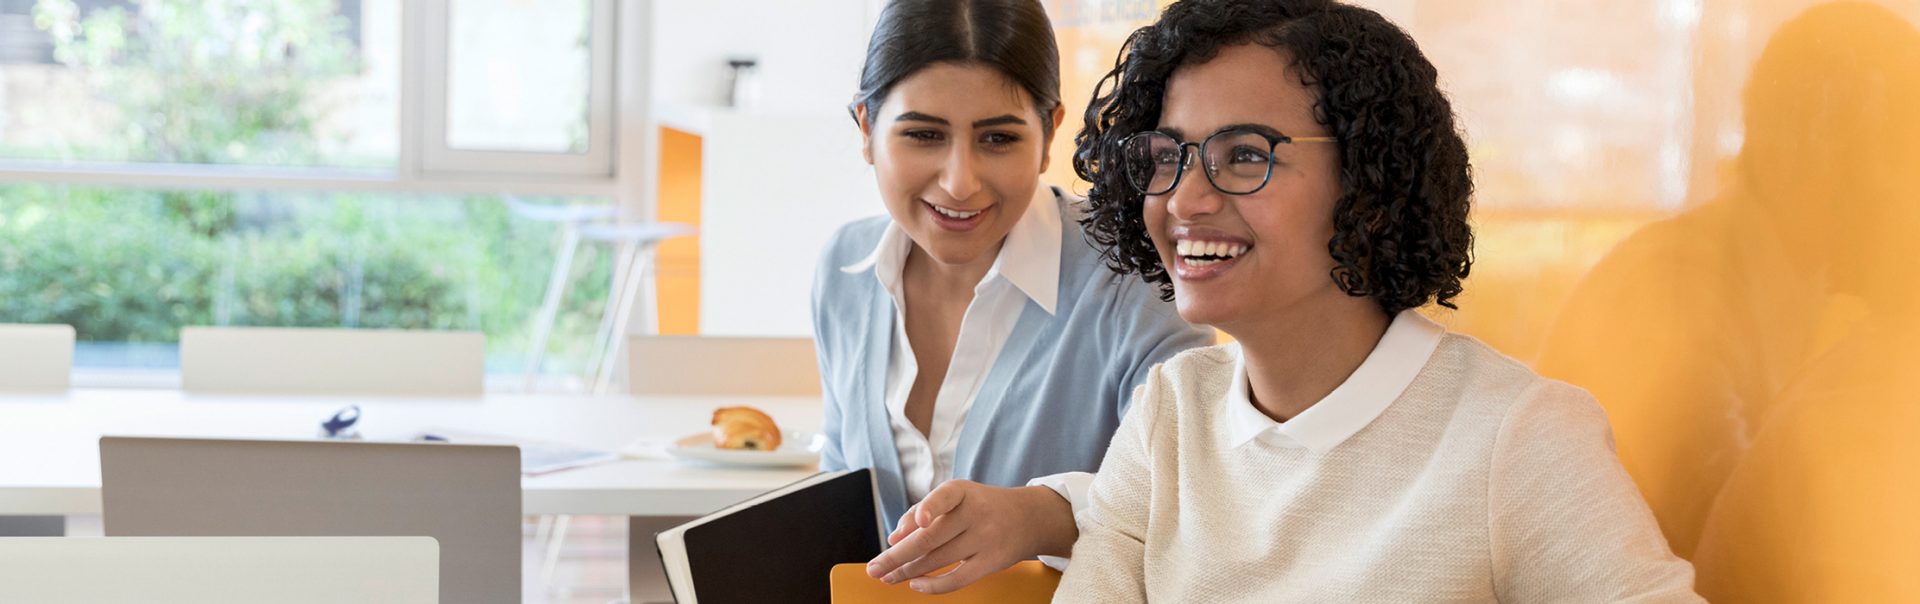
[1685,4,1920,600]
[1536,1,1920,596]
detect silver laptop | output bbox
[100,437,520,604]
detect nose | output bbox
[1163,161,1225,221]
[939,145,983,202]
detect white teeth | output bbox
[931,204,982,219]
[1176,240,1251,261]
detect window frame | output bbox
[0,0,632,199]
[415,0,618,179]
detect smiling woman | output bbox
[809,0,1213,595]
[1055,0,1700,601]
[859,62,1048,261]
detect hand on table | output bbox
[864,479,1077,594]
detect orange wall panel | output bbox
[655,126,703,336]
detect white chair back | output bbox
[181,327,484,396]
[627,336,820,396]
[0,536,438,604]
[0,324,74,391]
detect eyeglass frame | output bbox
[1120,127,1339,196]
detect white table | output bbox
[0,389,823,516]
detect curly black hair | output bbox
[1074,0,1474,315]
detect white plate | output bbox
[667,430,824,468]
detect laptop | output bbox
[100,436,519,604]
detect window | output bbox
[2,0,400,169]
[423,0,615,176]
[0,183,615,375]
[0,0,639,383]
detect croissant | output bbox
[711,406,782,451]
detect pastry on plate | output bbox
[711,406,782,451]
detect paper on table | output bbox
[410,429,623,476]
[617,437,680,461]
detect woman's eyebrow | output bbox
[895,111,949,125]
[972,114,1028,128]
[1215,123,1286,137]
[894,112,1029,129]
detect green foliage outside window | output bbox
[1,0,611,370]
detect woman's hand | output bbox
[864,480,1077,594]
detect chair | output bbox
[100,437,520,604]
[0,324,73,536]
[506,197,615,393]
[626,335,820,396]
[0,323,74,391]
[829,560,1061,603]
[180,327,484,396]
[509,195,695,396]
[0,536,438,603]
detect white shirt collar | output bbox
[839,182,1061,314]
[1222,309,1447,453]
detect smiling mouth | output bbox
[1175,239,1251,266]
[928,203,983,220]
[923,200,991,231]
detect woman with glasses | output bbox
[1053,0,1700,600]
[811,0,1213,593]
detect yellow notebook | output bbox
[829,560,1061,603]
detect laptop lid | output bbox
[100,436,518,604]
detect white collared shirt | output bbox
[1054,311,1703,601]
[1221,309,1447,451]
[840,182,1062,504]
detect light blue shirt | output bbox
[846,181,1066,506]
[810,186,1213,531]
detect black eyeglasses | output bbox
[1120,127,1338,196]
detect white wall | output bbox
[696,112,881,337]
[648,0,885,336]
[649,0,874,113]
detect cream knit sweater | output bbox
[1054,337,1702,603]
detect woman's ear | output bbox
[1038,103,1067,173]
[854,101,876,165]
